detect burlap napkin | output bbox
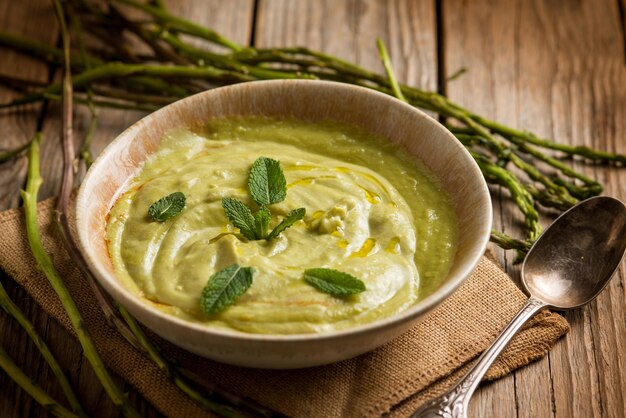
[0,197,569,417]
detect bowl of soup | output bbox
[76,80,492,368]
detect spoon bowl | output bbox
[412,196,626,418]
[522,196,626,309]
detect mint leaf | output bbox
[222,197,257,240]
[248,157,287,206]
[303,268,366,296]
[223,158,304,241]
[266,207,306,240]
[200,264,254,315]
[148,192,186,222]
[255,206,271,239]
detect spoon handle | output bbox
[411,297,547,418]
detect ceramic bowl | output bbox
[75,80,492,369]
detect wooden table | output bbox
[0,1,624,416]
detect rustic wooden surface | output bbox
[0,0,624,416]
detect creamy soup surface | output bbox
[106,117,458,334]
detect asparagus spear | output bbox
[376,38,407,103]
[112,0,242,51]
[0,346,79,418]
[0,278,87,417]
[22,135,140,418]
[0,141,31,163]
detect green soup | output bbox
[106,117,458,334]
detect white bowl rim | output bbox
[76,79,492,343]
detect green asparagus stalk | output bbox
[54,0,152,362]
[109,9,191,66]
[0,30,190,97]
[524,184,573,211]
[0,62,255,108]
[471,152,542,242]
[145,26,316,80]
[53,0,75,221]
[489,230,532,252]
[0,73,48,91]
[448,125,602,197]
[79,104,97,168]
[42,92,159,111]
[0,141,31,163]
[68,1,97,168]
[0,278,87,417]
[88,86,176,105]
[453,133,579,208]
[377,39,578,219]
[446,67,467,82]
[116,305,264,418]
[113,0,242,51]
[21,136,141,418]
[376,39,406,103]
[0,30,96,68]
[469,115,626,164]
[0,346,79,418]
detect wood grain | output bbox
[444,0,626,417]
[0,1,63,417]
[0,0,53,209]
[442,1,525,415]
[256,0,437,90]
[0,0,624,416]
[0,1,254,417]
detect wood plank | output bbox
[0,0,54,208]
[256,0,438,91]
[444,0,626,417]
[518,1,624,416]
[515,357,553,418]
[0,1,63,417]
[581,2,626,412]
[469,377,517,418]
[1,1,254,417]
[621,0,626,60]
[442,1,520,415]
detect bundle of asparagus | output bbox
[0,1,624,417]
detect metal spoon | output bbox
[411,196,626,418]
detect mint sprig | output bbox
[304,268,366,297]
[148,191,186,222]
[200,264,254,314]
[222,157,305,240]
[204,158,366,311]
